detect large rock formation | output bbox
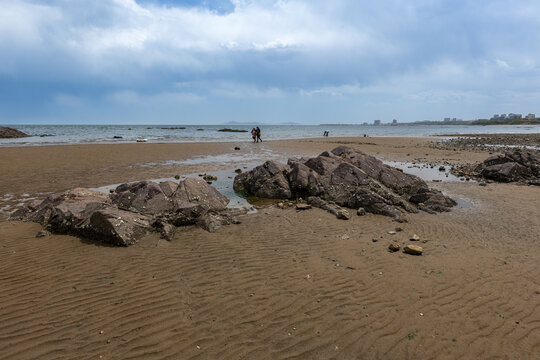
[11,178,237,246]
[475,148,540,183]
[234,146,456,219]
[0,126,29,138]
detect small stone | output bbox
[234,146,240,150]
[336,209,350,220]
[35,230,50,238]
[438,166,446,171]
[372,238,379,243]
[99,330,104,334]
[410,234,421,241]
[388,243,400,252]
[296,203,312,210]
[388,231,396,235]
[109,189,114,193]
[234,169,242,174]
[198,173,206,177]
[174,175,180,180]
[341,235,350,240]
[395,227,403,232]
[403,244,423,255]
[479,182,487,187]
[357,207,366,216]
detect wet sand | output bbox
[1,137,539,359]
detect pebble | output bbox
[341,235,350,240]
[388,243,400,252]
[357,207,366,216]
[404,244,423,255]
[479,182,487,186]
[99,330,104,334]
[388,231,396,235]
[372,238,379,243]
[296,203,312,210]
[410,234,421,241]
[174,175,180,180]
[35,230,50,238]
[395,227,403,232]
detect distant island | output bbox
[218,128,248,132]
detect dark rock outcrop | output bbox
[234,146,456,219]
[476,149,540,183]
[11,178,235,246]
[0,126,29,138]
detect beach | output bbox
[1,137,539,359]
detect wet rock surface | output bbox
[11,178,236,246]
[234,146,456,219]
[452,148,540,185]
[0,126,29,138]
[431,133,540,153]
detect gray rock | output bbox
[234,146,456,218]
[11,178,231,246]
[35,230,50,238]
[357,207,366,216]
[475,149,540,183]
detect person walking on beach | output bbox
[251,128,257,142]
[256,127,262,142]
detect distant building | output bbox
[374,120,381,126]
[508,113,523,120]
[526,113,536,120]
[392,119,398,124]
[362,122,369,126]
[443,117,451,122]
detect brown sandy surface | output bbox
[1,138,539,359]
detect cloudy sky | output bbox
[1,0,540,124]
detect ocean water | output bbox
[1,124,539,146]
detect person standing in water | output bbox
[251,128,257,142]
[256,127,262,142]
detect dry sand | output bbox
[1,137,539,359]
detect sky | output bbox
[1,0,540,125]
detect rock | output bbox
[233,146,456,218]
[475,149,540,183]
[403,244,423,255]
[174,175,180,180]
[234,146,241,150]
[388,231,396,235]
[478,182,487,186]
[439,166,446,171]
[357,207,366,216]
[203,174,218,182]
[233,160,292,199]
[307,197,351,220]
[35,230,49,238]
[296,203,312,210]
[234,169,242,174]
[153,219,176,241]
[372,238,379,243]
[388,243,400,252]
[0,126,29,138]
[395,226,403,232]
[11,178,231,246]
[410,234,421,241]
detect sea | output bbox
[1,124,539,147]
